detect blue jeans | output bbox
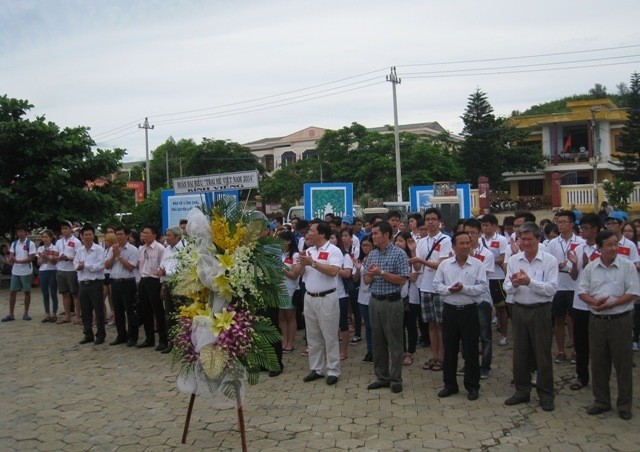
[359,303,372,353]
[478,301,493,371]
[39,270,58,314]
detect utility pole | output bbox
[139,117,154,196]
[387,67,403,202]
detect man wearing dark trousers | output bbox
[578,230,640,420]
[74,224,106,345]
[503,222,559,412]
[105,225,139,347]
[137,225,166,350]
[364,221,408,394]
[434,232,488,400]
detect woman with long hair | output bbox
[330,231,354,361]
[341,226,362,345]
[37,230,59,322]
[622,221,640,352]
[353,235,374,362]
[278,230,303,353]
[394,230,420,366]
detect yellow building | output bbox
[507,98,629,211]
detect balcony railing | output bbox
[545,153,590,164]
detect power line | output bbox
[396,44,640,68]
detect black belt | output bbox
[591,311,630,320]
[80,280,103,285]
[372,292,401,301]
[306,288,336,297]
[111,278,136,282]
[444,303,477,311]
[515,302,549,309]
[140,276,159,281]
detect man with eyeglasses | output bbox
[603,211,640,269]
[565,213,601,391]
[546,210,584,364]
[503,222,558,412]
[578,229,640,420]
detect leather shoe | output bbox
[268,369,282,377]
[136,341,155,349]
[109,338,127,346]
[127,340,138,347]
[504,395,530,406]
[161,345,173,354]
[155,343,168,352]
[391,384,402,393]
[438,387,459,398]
[367,381,390,390]
[79,337,94,345]
[619,410,632,420]
[326,376,338,385]
[540,400,555,412]
[586,406,610,415]
[94,338,105,345]
[468,389,479,401]
[303,371,324,382]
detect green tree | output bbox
[149,137,198,189]
[602,178,634,212]
[460,89,545,188]
[129,188,163,231]
[259,157,320,209]
[0,95,127,236]
[613,72,640,181]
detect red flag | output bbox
[563,134,573,153]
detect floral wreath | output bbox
[169,200,286,405]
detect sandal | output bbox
[403,354,414,366]
[340,354,348,361]
[570,380,586,391]
[56,318,71,324]
[430,360,443,372]
[422,358,435,370]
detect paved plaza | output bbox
[1,288,640,451]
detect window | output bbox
[281,151,296,167]
[518,179,543,196]
[263,155,274,172]
[302,149,318,160]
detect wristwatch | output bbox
[380,270,385,276]
[311,261,317,269]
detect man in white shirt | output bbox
[434,232,488,401]
[567,213,601,391]
[578,229,640,420]
[298,221,343,386]
[2,224,36,322]
[157,227,184,353]
[480,214,510,346]
[137,225,166,350]
[74,224,106,345]
[105,225,140,347]
[409,207,453,371]
[53,220,82,324]
[546,210,584,363]
[465,218,495,379]
[503,222,559,412]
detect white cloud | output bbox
[1,0,639,162]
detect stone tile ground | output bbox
[1,289,639,451]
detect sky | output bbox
[1,0,639,163]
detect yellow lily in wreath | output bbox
[212,310,236,335]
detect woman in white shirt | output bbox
[353,235,374,363]
[330,231,354,361]
[36,230,59,322]
[278,231,303,353]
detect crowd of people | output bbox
[3,206,640,420]
[1,220,187,352]
[278,207,640,420]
